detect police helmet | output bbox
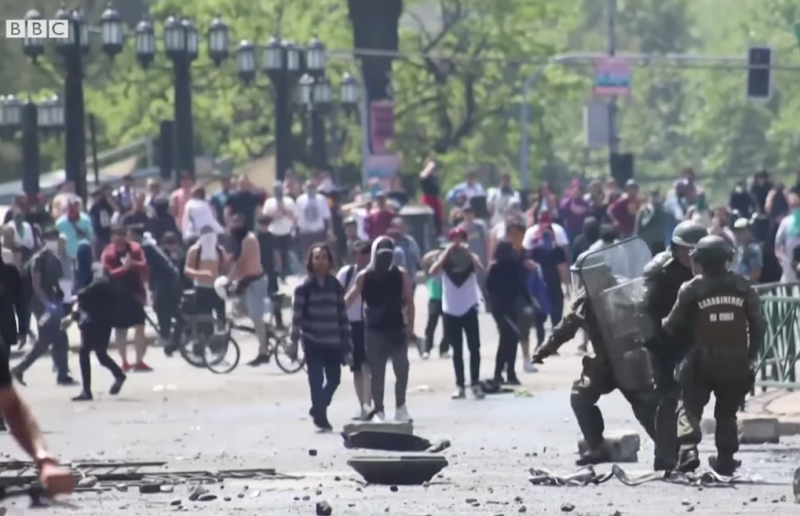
[689,235,734,264]
[671,221,708,248]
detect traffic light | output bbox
[746,46,772,100]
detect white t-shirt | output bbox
[441,273,480,317]
[4,221,34,249]
[522,223,569,249]
[337,264,362,322]
[295,193,331,233]
[182,199,223,240]
[262,197,296,236]
[487,187,521,225]
[350,208,369,240]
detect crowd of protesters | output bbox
[3,158,799,431]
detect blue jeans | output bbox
[305,342,342,417]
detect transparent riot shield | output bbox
[575,237,655,392]
[597,277,655,391]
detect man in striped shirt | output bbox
[291,243,352,431]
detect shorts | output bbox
[113,294,146,330]
[350,321,366,372]
[243,276,269,322]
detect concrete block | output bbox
[778,421,800,437]
[738,417,780,444]
[578,431,640,463]
[343,421,413,436]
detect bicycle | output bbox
[0,483,77,508]
[177,293,305,375]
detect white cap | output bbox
[733,218,749,230]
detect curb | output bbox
[701,416,800,442]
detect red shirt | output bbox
[608,196,639,237]
[365,209,395,240]
[101,241,148,298]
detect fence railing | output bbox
[752,281,800,391]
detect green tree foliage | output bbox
[3,0,800,197]
[394,0,584,190]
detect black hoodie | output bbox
[0,258,29,348]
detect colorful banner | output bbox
[364,154,400,196]
[369,101,395,153]
[593,57,632,96]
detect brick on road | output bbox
[0,277,795,514]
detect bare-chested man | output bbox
[227,213,271,365]
[184,225,228,329]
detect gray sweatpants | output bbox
[365,327,409,412]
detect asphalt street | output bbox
[0,285,797,515]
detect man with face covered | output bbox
[227,214,271,366]
[643,220,708,470]
[429,227,486,399]
[345,237,415,422]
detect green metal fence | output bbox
[753,281,800,391]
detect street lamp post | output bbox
[236,37,360,182]
[0,95,65,196]
[20,7,124,201]
[298,72,359,175]
[135,14,230,180]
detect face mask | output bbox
[44,241,59,253]
[501,186,513,195]
[306,187,317,197]
[199,234,218,248]
[373,249,394,274]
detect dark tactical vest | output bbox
[688,274,750,379]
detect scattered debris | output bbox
[316,500,333,515]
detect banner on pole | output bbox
[593,57,632,96]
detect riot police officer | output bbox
[642,220,708,470]
[661,235,766,476]
[533,257,657,466]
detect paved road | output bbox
[1,285,797,515]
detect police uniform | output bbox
[662,235,767,475]
[535,291,657,465]
[642,221,708,470]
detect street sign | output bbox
[584,100,610,148]
[593,57,632,96]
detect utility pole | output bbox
[606,0,619,160]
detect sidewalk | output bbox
[701,389,800,440]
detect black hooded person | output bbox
[486,240,533,385]
[345,236,415,422]
[70,263,127,401]
[0,248,29,430]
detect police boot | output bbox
[576,445,612,466]
[675,447,700,473]
[708,455,741,477]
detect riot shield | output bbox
[598,277,655,391]
[575,237,655,392]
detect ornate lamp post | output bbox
[0,95,65,195]
[235,37,359,182]
[20,6,124,200]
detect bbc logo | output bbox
[4,19,70,39]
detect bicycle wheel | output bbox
[203,335,241,374]
[178,332,207,368]
[274,334,306,374]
